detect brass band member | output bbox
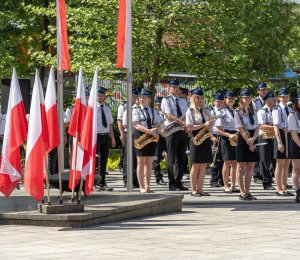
[288,93,300,202]
[186,88,213,196]
[216,90,239,193]
[235,88,259,200]
[272,87,293,196]
[133,89,160,193]
[257,91,276,190]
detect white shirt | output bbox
[186,107,211,126]
[215,107,236,131]
[157,110,165,128]
[64,104,74,123]
[257,105,274,135]
[161,95,188,126]
[210,106,223,135]
[252,96,264,112]
[0,106,6,135]
[272,103,293,129]
[132,105,160,129]
[235,107,258,130]
[123,104,137,132]
[117,101,128,121]
[288,112,300,133]
[97,103,113,133]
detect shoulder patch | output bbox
[104,102,110,107]
[189,107,194,112]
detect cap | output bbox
[238,88,251,97]
[263,91,275,102]
[191,88,204,96]
[72,90,77,96]
[213,93,224,101]
[216,88,227,96]
[97,87,107,94]
[168,79,180,87]
[85,92,90,97]
[255,82,268,90]
[43,88,47,94]
[276,86,290,96]
[294,93,300,100]
[180,87,188,95]
[155,97,163,104]
[132,88,139,96]
[140,89,153,97]
[224,90,236,98]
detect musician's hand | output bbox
[247,137,255,145]
[230,134,238,140]
[120,134,124,144]
[211,136,218,144]
[278,142,284,153]
[111,138,116,148]
[149,128,157,136]
[249,143,256,152]
[283,128,289,134]
[153,133,160,141]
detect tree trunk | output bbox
[148,27,164,108]
[39,0,50,87]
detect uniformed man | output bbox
[96,87,116,191]
[152,97,167,185]
[161,79,189,191]
[118,88,140,188]
[257,91,276,190]
[252,82,268,184]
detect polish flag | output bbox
[81,67,99,196]
[0,69,28,197]
[68,66,88,190]
[45,66,60,153]
[56,0,70,70]
[24,70,50,202]
[116,0,132,68]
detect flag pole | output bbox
[71,132,79,202]
[57,144,63,204]
[43,143,51,205]
[77,178,84,204]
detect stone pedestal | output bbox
[38,203,84,214]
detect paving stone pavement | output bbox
[1,170,300,259]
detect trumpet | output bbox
[229,131,239,146]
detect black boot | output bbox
[295,189,300,203]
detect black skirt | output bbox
[236,130,259,163]
[133,129,157,157]
[221,130,237,161]
[190,129,213,164]
[274,129,291,159]
[291,133,300,159]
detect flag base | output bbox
[38,202,84,214]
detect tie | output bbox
[199,108,205,124]
[144,108,152,129]
[101,105,107,128]
[248,108,254,125]
[175,98,182,117]
[285,107,290,117]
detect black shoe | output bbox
[286,184,293,189]
[264,185,275,190]
[169,185,180,191]
[276,191,288,196]
[14,184,20,190]
[156,179,166,185]
[254,179,263,184]
[248,193,257,200]
[239,194,251,200]
[191,192,201,197]
[211,183,222,188]
[295,189,300,203]
[231,189,240,193]
[105,172,109,175]
[176,182,189,190]
[200,192,211,196]
[124,183,127,188]
[284,191,295,196]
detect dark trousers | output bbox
[258,136,275,188]
[123,132,138,184]
[48,147,58,175]
[210,135,224,185]
[165,131,188,187]
[68,135,73,167]
[96,134,110,185]
[153,134,167,181]
[118,144,125,169]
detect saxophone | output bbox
[262,129,275,139]
[229,132,239,146]
[192,115,217,146]
[134,111,168,149]
[160,114,186,138]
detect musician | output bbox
[161,79,189,191]
[85,91,90,103]
[288,93,300,202]
[252,82,268,184]
[257,91,276,190]
[210,92,225,188]
[117,88,139,188]
[272,87,293,196]
[186,88,213,196]
[216,90,239,193]
[96,87,116,191]
[235,88,259,200]
[133,89,160,193]
[152,97,167,185]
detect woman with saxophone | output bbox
[235,88,259,200]
[132,89,160,193]
[216,90,239,194]
[288,93,300,202]
[272,87,293,196]
[186,88,214,197]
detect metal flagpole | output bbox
[126,68,133,193]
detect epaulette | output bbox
[205,106,210,110]
[236,107,241,112]
[189,107,194,112]
[121,100,127,106]
[164,95,172,99]
[133,106,139,110]
[253,97,259,101]
[291,111,296,114]
[105,102,110,107]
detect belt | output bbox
[97,133,109,136]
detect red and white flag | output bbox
[116,0,132,68]
[56,0,70,70]
[68,66,88,190]
[0,69,28,197]
[45,66,60,153]
[24,70,50,201]
[81,67,99,196]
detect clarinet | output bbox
[284,111,288,159]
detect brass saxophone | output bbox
[192,115,217,146]
[229,132,239,146]
[161,114,186,138]
[262,129,275,139]
[134,111,168,149]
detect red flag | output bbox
[24,70,49,201]
[116,0,132,68]
[56,0,70,70]
[0,69,28,197]
[81,67,99,196]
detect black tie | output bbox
[144,108,152,129]
[101,105,107,128]
[175,98,182,117]
[199,108,205,124]
[285,107,290,117]
[229,109,234,117]
[248,108,254,126]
